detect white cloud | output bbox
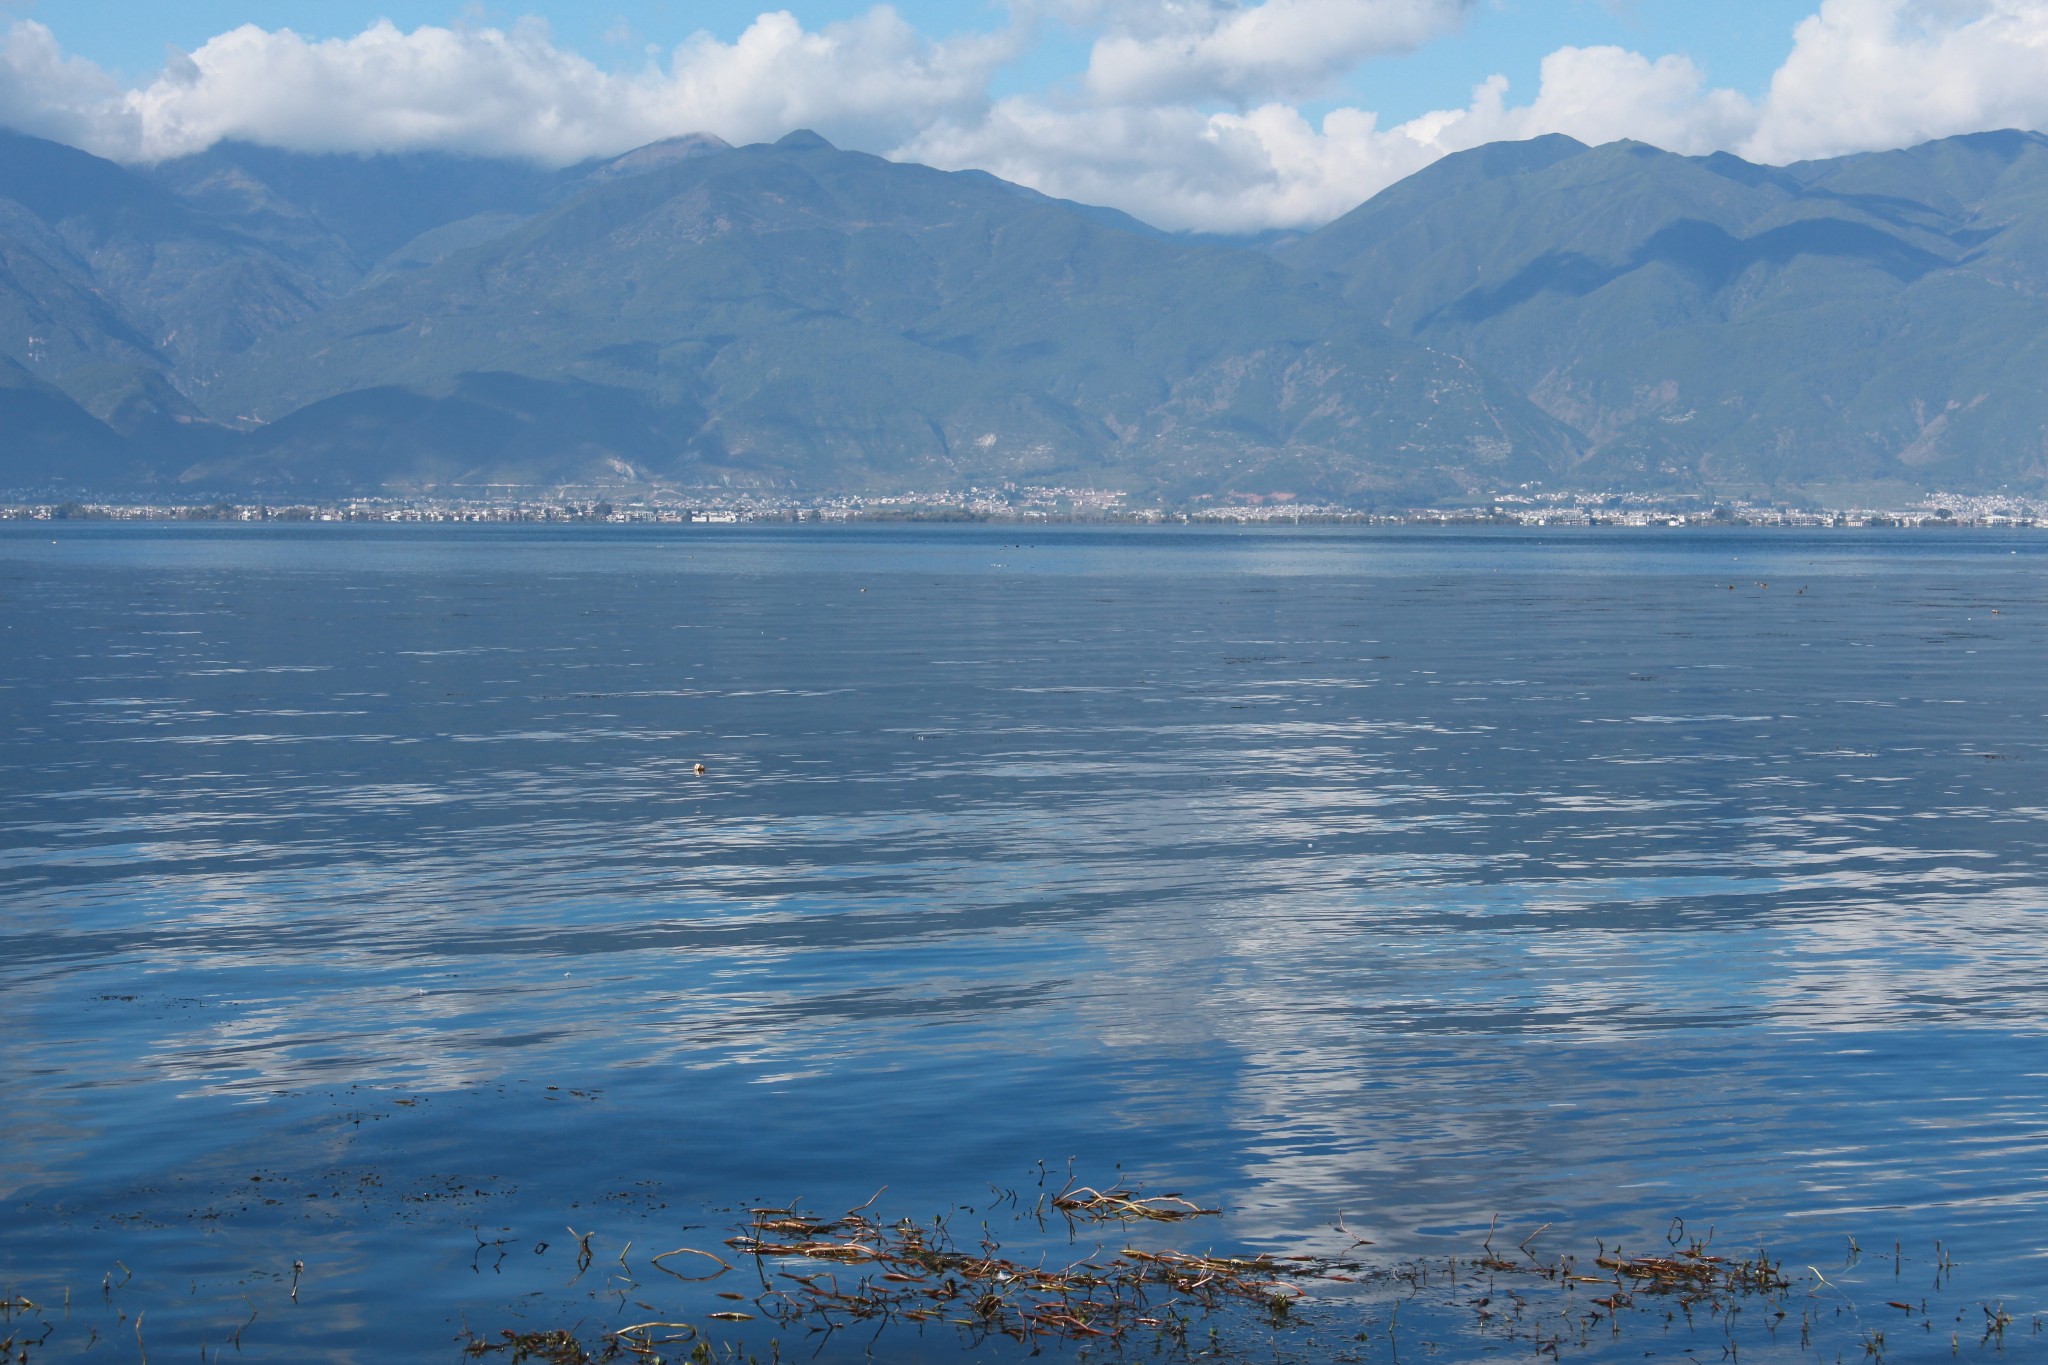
[1081,0,1471,104]
[0,18,131,151]
[1474,46,1756,155]
[2,10,1013,165]
[907,0,2048,232]
[904,46,1758,232]
[1744,0,2048,162]
[6,1,2048,234]
[903,99,1427,231]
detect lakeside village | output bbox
[6,484,2048,528]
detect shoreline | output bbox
[5,496,2046,530]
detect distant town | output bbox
[5,484,2047,528]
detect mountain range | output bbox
[5,121,2048,503]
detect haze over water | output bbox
[4,523,2047,1361]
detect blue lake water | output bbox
[3,522,2047,1363]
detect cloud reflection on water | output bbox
[4,526,2048,1352]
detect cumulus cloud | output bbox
[1478,46,1757,155]
[1745,0,2048,162]
[6,0,2048,233]
[1,10,1013,165]
[905,99,1428,231]
[1080,0,1472,104]
[905,46,1760,231]
[0,18,130,151]
[909,0,2048,231]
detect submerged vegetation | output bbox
[2,1167,2039,1363]
[442,1175,2019,1365]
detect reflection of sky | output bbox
[4,525,2048,1351]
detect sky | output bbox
[4,0,2048,231]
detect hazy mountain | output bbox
[0,130,719,423]
[0,353,145,487]
[8,121,2048,502]
[148,140,564,270]
[187,130,1572,500]
[0,127,349,419]
[1280,129,2048,498]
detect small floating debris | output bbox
[1049,1179,1218,1223]
[1592,1241,1789,1302]
[462,1328,594,1363]
[447,1185,1957,1365]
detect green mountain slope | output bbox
[0,354,143,487]
[0,128,349,413]
[192,131,1575,500]
[13,120,2048,502]
[0,131,677,423]
[1281,129,2048,497]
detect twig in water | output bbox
[651,1248,731,1281]
[568,1229,595,1279]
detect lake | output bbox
[3,522,2046,1362]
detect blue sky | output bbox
[20,0,1827,123]
[4,0,2046,231]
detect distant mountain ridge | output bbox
[1281,128,2048,498]
[0,126,1572,502]
[3,123,2047,502]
